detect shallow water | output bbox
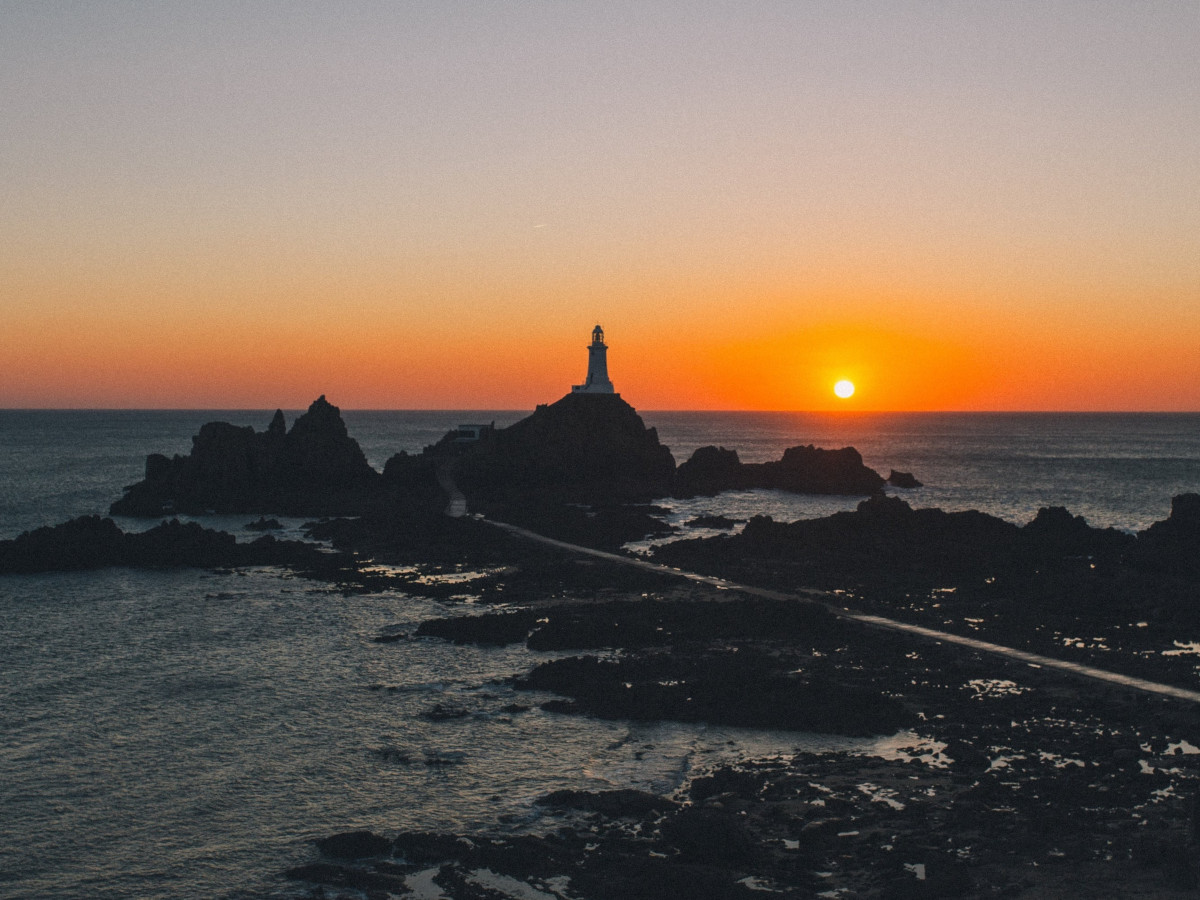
[1,565,932,899]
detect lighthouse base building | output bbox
[572,325,618,395]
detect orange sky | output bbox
[3,3,1198,410]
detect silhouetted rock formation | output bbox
[110,396,380,517]
[674,444,886,497]
[0,515,333,573]
[887,469,922,488]
[654,493,1136,585]
[1131,493,1200,574]
[673,445,742,495]
[448,393,676,511]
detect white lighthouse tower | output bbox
[571,324,617,395]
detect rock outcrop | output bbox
[654,493,1136,584]
[674,444,886,497]
[1131,493,1200,574]
[110,396,380,517]
[0,515,333,573]
[887,469,922,488]
[448,393,676,510]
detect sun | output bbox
[834,380,855,399]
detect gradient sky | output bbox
[2,1,1198,410]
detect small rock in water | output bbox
[887,469,923,488]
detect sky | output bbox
[2,1,1198,411]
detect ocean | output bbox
[1,409,1199,898]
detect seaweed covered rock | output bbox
[110,396,380,517]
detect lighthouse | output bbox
[571,325,617,395]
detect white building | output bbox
[572,325,617,395]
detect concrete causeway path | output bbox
[484,518,1200,705]
[436,461,468,518]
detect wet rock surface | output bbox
[318,543,1200,899]
[515,648,911,734]
[651,493,1200,693]
[294,623,1200,897]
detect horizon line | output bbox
[3,407,1199,415]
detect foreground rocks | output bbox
[296,580,1200,899]
[514,649,910,735]
[653,493,1135,585]
[649,492,1200,693]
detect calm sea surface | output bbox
[1,409,1198,898]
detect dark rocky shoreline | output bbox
[6,395,1200,897]
[298,571,1200,899]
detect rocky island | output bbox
[6,340,1200,897]
[110,395,380,517]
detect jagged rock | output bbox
[110,396,380,517]
[1145,493,1200,538]
[675,446,743,495]
[887,469,923,488]
[378,452,448,515]
[1131,493,1200,574]
[1021,506,1132,566]
[674,444,887,497]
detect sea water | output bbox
[1,409,1198,898]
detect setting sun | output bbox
[834,380,856,399]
